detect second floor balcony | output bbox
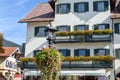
[20,56,114,69]
[54,29,112,43]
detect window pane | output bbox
[77,25,86,31]
[78,50,85,56]
[78,4,85,12]
[98,2,104,11]
[59,50,67,56]
[60,4,67,13]
[39,28,46,36]
[97,50,105,56]
[98,25,105,30]
[59,26,68,32]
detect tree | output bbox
[0,33,4,53]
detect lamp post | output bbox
[45,26,58,48]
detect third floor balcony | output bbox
[54,29,112,43]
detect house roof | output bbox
[0,47,18,57]
[19,3,54,23]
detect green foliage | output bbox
[0,33,4,53]
[35,48,62,80]
[56,29,112,36]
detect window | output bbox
[74,49,90,56]
[57,26,70,32]
[56,4,70,14]
[114,23,120,34]
[94,24,109,30]
[74,2,89,12]
[33,50,41,57]
[94,49,110,56]
[115,48,120,59]
[74,25,88,31]
[93,1,108,11]
[34,27,47,37]
[59,49,70,57]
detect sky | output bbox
[0,0,48,45]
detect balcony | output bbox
[21,56,114,69]
[23,61,113,69]
[54,29,112,43]
[62,61,113,68]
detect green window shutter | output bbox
[94,49,98,55]
[114,23,120,34]
[115,49,120,59]
[105,24,109,29]
[74,49,79,57]
[66,50,70,56]
[93,2,98,11]
[106,49,110,55]
[85,25,89,30]
[35,27,39,36]
[86,49,90,56]
[67,4,70,13]
[33,50,41,57]
[94,24,98,30]
[74,25,77,31]
[56,26,59,31]
[85,2,89,12]
[74,3,78,12]
[67,26,70,31]
[56,4,60,13]
[104,1,108,11]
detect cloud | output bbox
[16,0,29,6]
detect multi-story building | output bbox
[19,0,120,80]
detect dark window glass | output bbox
[74,2,89,12]
[94,49,110,56]
[57,26,70,32]
[56,4,70,14]
[59,49,70,57]
[115,48,120,59]
[33,50,41,57]
[114,23,120,34]
[34,27,47,37]
[94,24,109,30]
[74,49,90,56]
[74,25,88,31]
[93,1,108,11]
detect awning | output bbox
[24,69,106,76]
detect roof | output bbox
[0,47,18,57]
[19,3,54,23]
[111,13,120,19]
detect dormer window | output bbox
[56,3,70,14]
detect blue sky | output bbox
[0,0,48,45]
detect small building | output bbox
[0,47,21,80]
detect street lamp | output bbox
[45,26,58,48]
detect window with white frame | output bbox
[74,25,88,31]
[56,3,70,14]
[57,26,70,32]
[59,49,70,57]
[74,49,90,56]
[34,27,47,37]
[94,49,110,56]
[93,1,108,11]
[114,23,120,34]
[94,24,109,30]
[74,2,89,12]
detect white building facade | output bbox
[19,0,120,80]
